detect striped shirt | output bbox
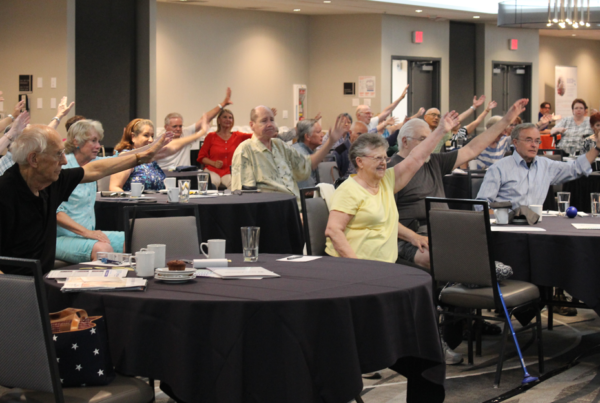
[472,136,511,169]
[476,152,591,210]
[0,152,15,176]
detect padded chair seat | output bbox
[440,280,540,309]
[0,374,153,403]
[53,260,70,269]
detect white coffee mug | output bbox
[200,239,226,259]
[167,187,179,203]
[495,208,510,225]
[142,244,166,268]
[130,182,144,197]
[131,250,155,277]
[529,204,543,222]
[164,178,176,190]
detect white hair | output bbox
[11,125,49,165]
[398,119,429,149]
[485,115,503,130]
[164,113,183,126]
[65,120,104,154]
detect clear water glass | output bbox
[178,179,190,203]
[592,193,600,217]
[197,172,209,195]
[557,191,570,216]
[241,226,260,262]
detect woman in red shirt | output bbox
[197,109,251,189]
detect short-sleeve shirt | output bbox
[231,136,312,208]
[291,142,318,189]
[0,164,84,275]
[156,123,197,169]
[325,168,399,263]
[388,151,458,224]
[197,131,252,177]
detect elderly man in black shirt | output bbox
[0,123,170,276]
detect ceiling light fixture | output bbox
[415,10,423,13]
[294,8,301,11]
[473,16,480,19]
[324,0,331,3]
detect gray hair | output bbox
[349,133,388,169]
[250,105,272,122]
[511,123,537,141]
[11,125,49,165]
[164,113,183,126]
[296,119,317,143]
[485,116,503,129]
[398,119,429,149]
[65,120,104,154]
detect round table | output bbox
[561,172,600,213]
[491,215,600,316]
[94,193,304,254]
[45,254,445,403]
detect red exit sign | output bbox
[412,31,423,44]
[509,39,518,50]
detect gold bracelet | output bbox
[135,153,142,165]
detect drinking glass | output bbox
[592,193,600,217]
[178,179,190,203]
[197,172,209,195]
[557,192,570,216]
[241,226,260,262]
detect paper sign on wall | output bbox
[293,84,307,126]
[358,76,376,98]
[555,66,577,118]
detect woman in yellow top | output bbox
[325,111,459,263]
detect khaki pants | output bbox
[208,170,231,189]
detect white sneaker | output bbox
[441,339,463,365]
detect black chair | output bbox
[122,204,202,254]
[467,169,486,199]
[299,187,329,256]
[425,197,544,388]
[0,257,154,403]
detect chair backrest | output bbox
[0,257,63,401]
[97,176,111,192]
[538,148,565,157]
[467,169,486,199]
[300,187,330,256]
[317,161,339,185]
[123,205,202,255]
[540,153,562,162]
[426,198,496,290]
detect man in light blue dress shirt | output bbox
[477,122,599,209]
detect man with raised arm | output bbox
[355,85,409,133]
[231,106,345,208]
[0,120,172,276]
[156,88,232,170]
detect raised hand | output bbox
[440,111,460,133]
[57,96,75,118]
[401,84,409,99]
[313,112,322,122]
[221,87,232,108]
[540,113,552,126]
[327,114,347,144]
[271,107,278,117]
[6,111,30,141]
[506,98,529,120]
[472,95,485,108]
[13,99,26,118]
[487,100,497,111]
[416,107,425,118]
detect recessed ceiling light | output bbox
[324,0,331,3]
[572,34,577,36]
[294,8,301,11]
[416,9,423,13]
[473,16,480,19]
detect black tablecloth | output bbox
[561,172,600,213]
[95,193,304,254]
[491,216,600,315]
[45,254,445,403]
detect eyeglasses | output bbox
[46,149,66,160]
[426,113,441,118]
[517,138,542,145]
[360,155,387,163]
[406,136,427,142]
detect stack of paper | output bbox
[48,269,129,280]
[572,223,600,230]
[61,277,147,292]
[206,267,280,280]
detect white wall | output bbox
[482,24,540,121]
[381,15,450,115]
[539,36,600,112]
[0,0,73,138]
[156,4,309,131]
[308,15,382,127]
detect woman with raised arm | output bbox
[551,98,594,156]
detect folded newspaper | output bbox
[61,277,147,292]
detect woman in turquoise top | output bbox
[56,120,125,263]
